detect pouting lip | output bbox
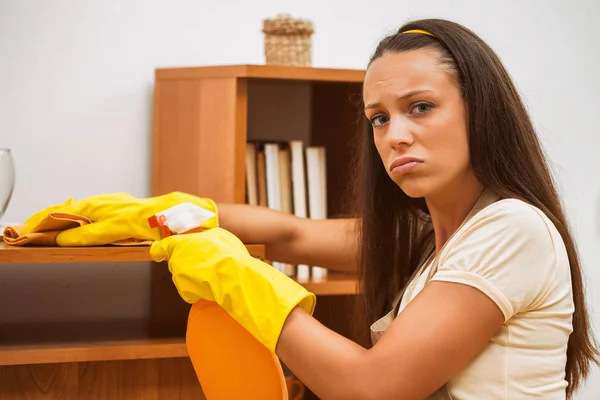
[389,156,424,172]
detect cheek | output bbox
[448,116,470,163]
[426,116,469,172]
[443,129,470,173]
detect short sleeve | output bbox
[431,199,558,322]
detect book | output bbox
[305,146,328,280]
[245,140,329,280]
[289,140,310,281]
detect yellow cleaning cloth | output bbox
[3,213,91,246]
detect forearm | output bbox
[217,203,296,249]
[217,203,358,271]
[276,308,374,400]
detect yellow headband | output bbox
[403,29,435,37]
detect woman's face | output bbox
[363,49,473,199]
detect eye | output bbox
[370,114,389,127]
[411,102,434,115]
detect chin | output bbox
[394,176,432,199]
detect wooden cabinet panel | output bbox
[0,359,205,400]
[0,363,78,400]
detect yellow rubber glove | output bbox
[20,192,218,246]
[150,227,316,353]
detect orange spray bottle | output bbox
[149,203,289,399]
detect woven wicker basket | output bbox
[262,14,314,66]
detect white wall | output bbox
[1,0,598,397]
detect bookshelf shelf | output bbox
[0,321,187,366]
[300,273,359,295]
[155,64,364,83]
[0,337,188,366]
[0,241,358,295]
[0,241,264,264]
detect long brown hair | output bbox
[350,18,598,397]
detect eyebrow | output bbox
[364,89,434,110]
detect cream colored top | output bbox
[398,198,574,399]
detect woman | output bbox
[31,18,595,398]
[150,18,599,399]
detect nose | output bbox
[386,117,414,149]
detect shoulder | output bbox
[434,197,568,320]
[446,198,560,258]
[472,198,554,234]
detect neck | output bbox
[426,178,485,253]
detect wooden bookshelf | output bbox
[152,63,365,400]
[0,239,359,398]
[0,240,359,399]
[0,64,365,400]
[0,240,357,365]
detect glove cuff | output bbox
[237,255,317,353]
[202,197,219,227]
